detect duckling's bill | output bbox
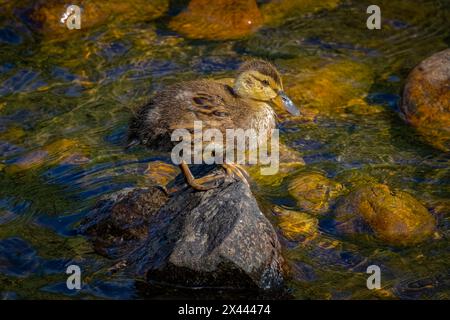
[273,91,300,116]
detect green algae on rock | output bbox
[169,0,262,40]
[401,49,450,152]
[335,184,437,246]
[288,172,343,215]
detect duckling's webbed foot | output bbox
[222,163,250,187]
[179,161,224,191]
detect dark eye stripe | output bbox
[249,74,271,86]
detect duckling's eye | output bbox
[262,80,269,86]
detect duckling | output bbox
[128,59,300,191]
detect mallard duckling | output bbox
[128,59,299,190]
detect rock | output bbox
[401,49,450,151]
[30,0,168,39]
[334,184,437,246]
[286,59,373,113]
[79,187,169,258]
[288,172,343,215]
[247,143,305,187]
[274,207,318,242]
[79,167,285,291]
[169,0,262,40]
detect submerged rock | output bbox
[247,143,305,187]
[401,49,450,152]
[274,207,318,242]
[334,184,436,246]
[169,0,262,40]
[288,172,343,215]
[286,59,373,113]
[80,167,285,291]
[30,0,168,39]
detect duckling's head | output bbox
[234,59,300,116]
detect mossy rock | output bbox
[401,49,450,152]
[335,184,436,246]
[169,0,262,40]
[288,172,343,215]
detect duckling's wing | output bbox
[127,81,239,152]
[168,81,237,131]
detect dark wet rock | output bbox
[401,49,450,151]
[79,187,168,258]
[130,179,284,290]
[80,168,285,291]
[334,184,437,246]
